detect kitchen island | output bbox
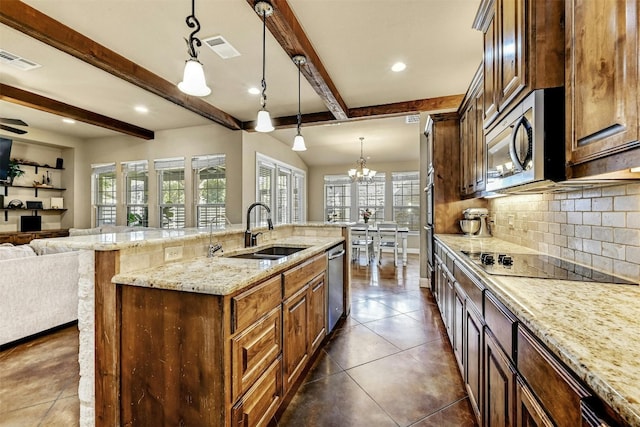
[30,223,348,427]
[435,234,640,427]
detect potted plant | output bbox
[362,208,373,224]
[6,160,25,185]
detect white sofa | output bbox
[0,244,80,346]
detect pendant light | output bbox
[291,55,307,151]
[254,1,274,132]
[177,0,211,97]
[348,137,377,183]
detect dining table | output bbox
[350,223,410,266]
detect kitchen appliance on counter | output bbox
[461,250,637,284]
[486,88,565,193]
[461,208,491,237]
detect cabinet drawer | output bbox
[485,291,516,362]
[231,307,282,402]
[517,326,590,427]
[231,275,281,333]
[282,254,325,299]
[454,263,484,314]
[231,356,282,427]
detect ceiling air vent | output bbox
[202,35,241,59]
[405,115,420,124]
[0,49,41,71]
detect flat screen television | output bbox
[0,137,12,181]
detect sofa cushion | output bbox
[0,244,37,260]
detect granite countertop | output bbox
[111,236,344,296]
[28,222,346,252]
[435,234,640,427]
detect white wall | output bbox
[81,124,243,227]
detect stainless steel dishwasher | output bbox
[327,243,345,332]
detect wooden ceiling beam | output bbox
[0,84,155,140]
[242,94,464,130]
[0,0,242,131]
[247,0,349,120]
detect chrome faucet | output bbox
[208,219,223,257]
[245,202,273,247]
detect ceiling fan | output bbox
[0,118,28,135]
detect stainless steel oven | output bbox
[486,88,564,192]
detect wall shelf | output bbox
[3,208,67,221]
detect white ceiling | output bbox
[0,0,482,166]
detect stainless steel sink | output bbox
[227,246,307,260]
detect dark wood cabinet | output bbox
[0,229,68,244]
[484,329,516,427]
[474,0,564,130]
[516,377,554,427]
[465,302,483,423]
[565,0,640,174]
[453,282,465,373]
[459,65,486,197]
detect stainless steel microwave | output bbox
[485,88,565,192]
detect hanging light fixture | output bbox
[177,0,211,96]
[348,137,377,183]
[254,1,274,132]
[291,54,307,151]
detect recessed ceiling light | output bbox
[248,87,260,95]
[62,118,75,124]
[391,62,406,72]
[134,105,149,114]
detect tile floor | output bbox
[0,253,477,426]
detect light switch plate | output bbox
[164,246,183,262]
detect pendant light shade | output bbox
[292,134,306,151]
[291,54,307,151]
[177,0,211,97]
[255,1,274,133]
[178,58,211,96]
[255,109,275,132]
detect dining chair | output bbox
[351,226,374,264]
[376,221,399,266]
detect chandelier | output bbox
[348,137,377,183]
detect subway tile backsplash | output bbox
[488,183,640,281]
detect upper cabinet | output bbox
[459,65,486,197]
[474,0,564,130]
[566,0,640,175]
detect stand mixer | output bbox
[462,208,491,237]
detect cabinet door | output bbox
[231,357,282,427]
[484,330,515,427]
[483,7,499,126]
[465,304,483,423]
[460,107,471,195]
[308,273,326,354]
[497,0,526,110]
[231,307,281,402]
[444,271,455,340]
[474,86,486,192]
[453,283,465,373]
[566,0,639,165]
[283,285,309,393]
[516,377,553,427]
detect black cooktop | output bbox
[461,251,637,285]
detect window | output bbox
[392,171,420,231]
[122,160,148,227]
[91,163,116,226]
[357,174,385,223]
[324,175,352,222]
[156,158,185,229]
[192,154,226,228]
[256,154,305,226]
